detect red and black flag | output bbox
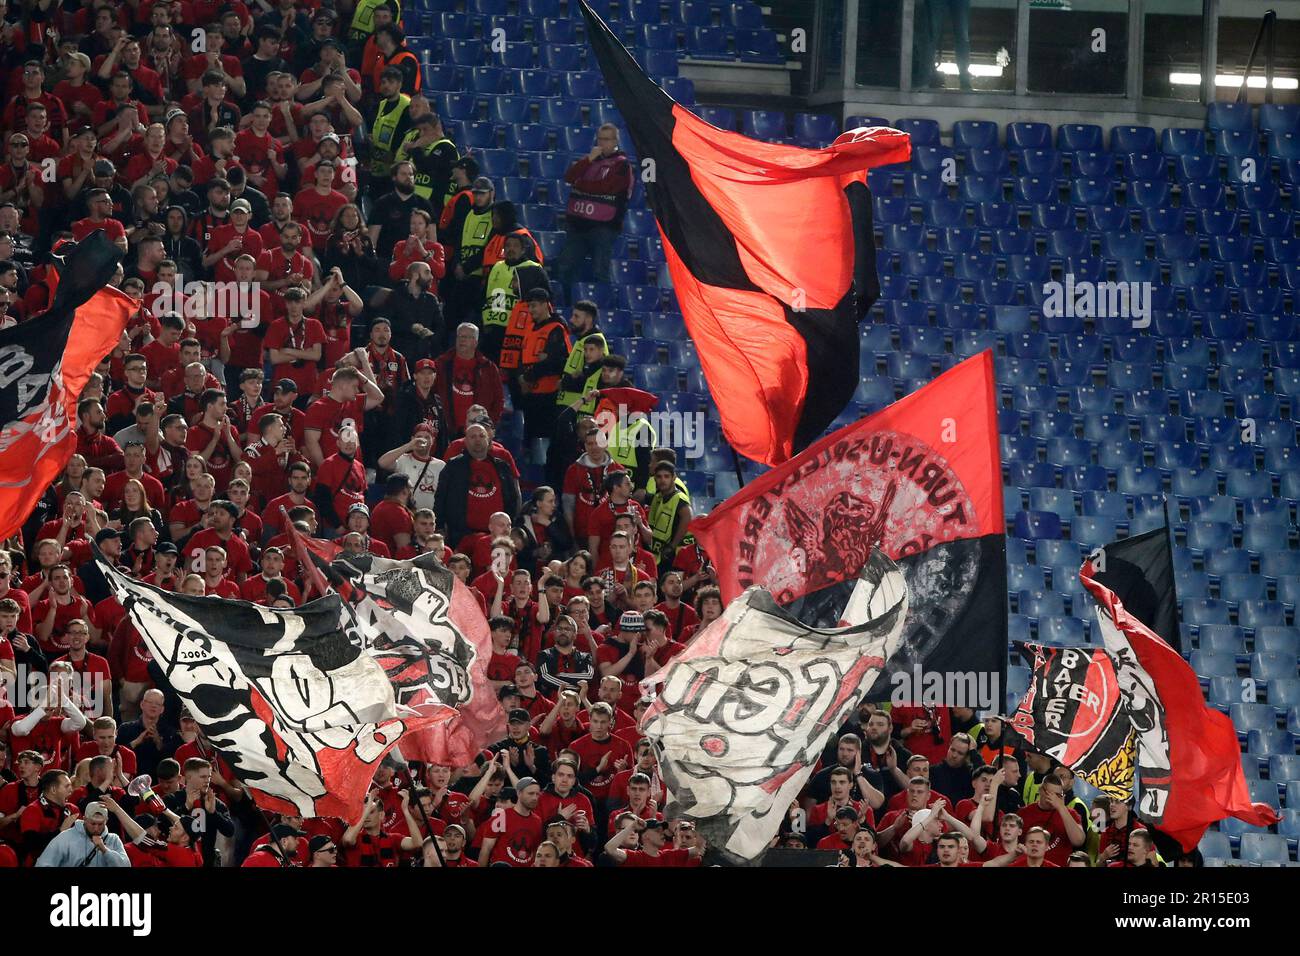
[1089,523,1183,653]
[0,233,134,541]
[1010,643,1137,800]
[580,1,910,465]
[691,351,1006,704]
[1081,557,1279,851]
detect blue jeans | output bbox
[556,223,618,292]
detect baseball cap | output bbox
[414,358,436,371]
[619,610,646,633]
[155,541,178,555]
[308,835,336,854]
[94,528,121,544]
[642,818,665,831]
[348,503,370,517]
[320,132,340,145]
[496,683,519,700]
[230,199,252,214]
[507,708,531,724]
[92,159,115,177]
[514,776,539,792]
[470,176,493,193]
[274,378,298,393]
[271,823,308,840]
[83,801,110,821]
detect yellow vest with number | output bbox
[370,94,411,177]
[458,207,494,274]
[556,332,610,409]
[482,257,538,328]
[398,134,454,200]
[608,417,656,469]
[648,488,689,558]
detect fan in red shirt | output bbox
[1007,827,1061,867]
[102,443,167,511]
[240,548,303,605]
[891,704,954,765]
[294,161,348,251]
[197,549,243,599]
[1014,777,1086,867]
[205,198,264,281]
[72,189,128,249]
[341,791,421,867]
[606,816,701,866]
[303,363,382,466]
[183,502,253,581]
[536,760,596,836]
[242,824,309,867]
[478,778,545,867]
[369,473,414,553]
[568,703,633,803]
[562,431,624,543]
[263,288,327,396]
[234,103,286,196]
[75,718,138,779]
[185,389,243,493]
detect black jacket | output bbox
[433,452,521,546]
[393,381,449,458]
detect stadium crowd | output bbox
[0,0,1189,869]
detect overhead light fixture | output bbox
[1169,72,1298,89]
[938,62,1004,77]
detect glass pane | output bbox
[855,0,903,89]
[1027,0,1130,95]
[914,0,1016,94]
[1142,0,1204,101]
[1217,4,1300,105]
[814,0,845,94]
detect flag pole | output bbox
[195,727,295,867]
[391,750,446,866]
[728,445,746,493]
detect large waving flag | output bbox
[97,555,436,820]
[691,351,1005,704]
[640,550,908,864]
[1089,523,1183,653]
[1080,556,1280,850]
[580,1,910,465]
[0,233,134,539]
[284,522,505,768]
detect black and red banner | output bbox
[1081,558,1279,851]
[691,351,1006,703]
[580,1,910,465]
[0,233,134,540]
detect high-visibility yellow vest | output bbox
[647,488,690,558]
[556,331,610,408]
[370,94,411,177]
[350,0,400,38]
[643,472,689,499]
[458,207,494,274]
[608,417,656,469]
[482,257,538,329]
[397,134,454,200]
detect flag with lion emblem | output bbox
[691,351,1005,704]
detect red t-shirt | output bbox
[185,420,241,492]
[140,339,182,388]
[562,458,624,540]
[1008,856,1060,867]
[568,732,633,800]
[342,829,405,868]
[240,574,303,606]
[184,528,253,579]
[463,457,506,536]
[293,187,348,250]
[206,223,264,282]
[263,317,327,396]
[369,499,413,553]
[233,128,283,195]
[485,806,544,867]
[1016,802,1084,867]
[303,394,366,462]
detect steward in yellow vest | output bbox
[369,76,411,178]
[396,114,459,206]
[647,461,693,572]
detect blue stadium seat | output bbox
[1057,124,1104,154]
[1014,510,1063,540]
